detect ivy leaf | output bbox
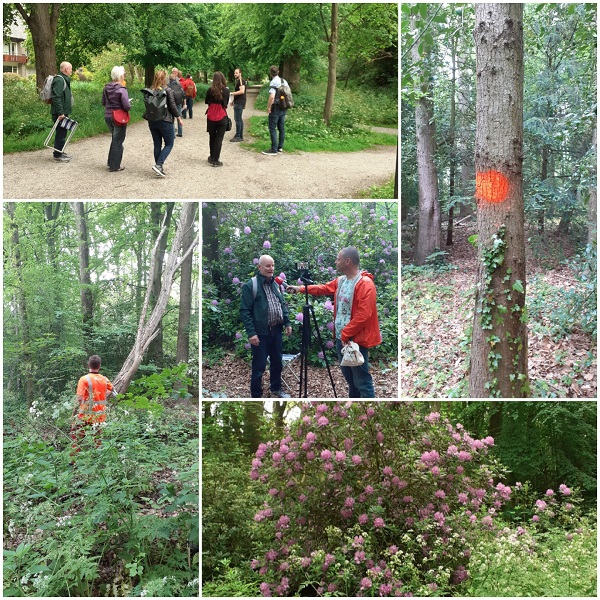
[512,280,524,294]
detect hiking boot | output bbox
[262,149,278,156]
[152,164,166,177]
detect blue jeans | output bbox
[104,116,127,170]
[268,107,286,151]
[52,114,69,158]
[183,97,193,118]
[336,340,375,398]
[233,103,244,139]
[251,324,283,397]
[148,120,175,167]
[174,104,183,135]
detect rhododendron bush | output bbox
[249,401,513,596]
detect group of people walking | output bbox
[49,61,289,177]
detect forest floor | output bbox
[202,352,398,398]
[2,93,397,200]
[401,224,597,398]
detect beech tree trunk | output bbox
[15,3,60,89]
[469,4,528,398]
[411,13,441,265]
[113,202,199,394]
[176,202,198,364]
[72,202,94,356]
[282,51,301,91]
[323,3,338,126]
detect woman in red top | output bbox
[205,72,230,167]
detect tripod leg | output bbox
[308,305,337,398]
[299,305,311,398]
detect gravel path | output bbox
[3,92,397,200]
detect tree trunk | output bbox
[538,145,549,232]
[588,125,597,246]
[145,64,155,87]
[282,51,301,91]
[489,402,503,441]
[411,13,441,266]
[469,4,528,398]
[147,202,175,367]
[44,202,64,339]
[112,203,199,394]
[176,202,198,364]
[243,402,264,454]
[446,37,457,247]
[72,202,94,356]
[273,401,287,432]
[15,3,60,89]
[6,203,35,404]
[323,3,338,126]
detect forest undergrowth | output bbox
[401,225,597,398]
[3,371,199,597]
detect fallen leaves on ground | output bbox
[202,352,398,398]
[401,226,596,398]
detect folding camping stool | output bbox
[44,117,79,154]
[267,352,301,394]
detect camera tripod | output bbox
[298,273,337,398]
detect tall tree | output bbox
[9,3,60,88]
[176,202,198,365]
[322,3,338,126]
[72,202,94,356]
[147,202,175,367]
[113,203,199,394]
[588,124,597,246]
[469,4,528,398]
[411,8,442,265]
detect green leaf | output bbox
[512,280,524,294]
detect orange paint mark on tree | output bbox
[476,170,509,203]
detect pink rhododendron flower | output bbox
[306,431,316,442]
[335,451,346,462]
[360,577,372,590]
[435,489,446,499]
[536,499,547,511]
[345,497,355,508]
[320,449,332,461]
[559,484,572,495]
[365,485,374,495]
[351,454,362,465]
[532,515,540,522]
[358,513,368,525]
[373,517,385,528]
[376,431,384,443]
[317,416,329,427]
[383,466,393,477]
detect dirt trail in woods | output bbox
[3,91,397,200]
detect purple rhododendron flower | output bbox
[296,313,304,322]
[232,277,240,284]
[326,340,334,349]
[532,515,540,522]
[317,416,329,427]
[318,351,324,359]
[244,226,251,234]
[320,449,332,461]
[373,517,385,528]
[358,513,368,525]
[263,240,271,249]
[211,299,218,306]
[360,577,372,590]
[224,247,232,254]
[352,455,362,465]
[327,322,334,331]
[335,451,346,462]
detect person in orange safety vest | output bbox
[71,354,116,453]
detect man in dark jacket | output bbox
[50,61,74,162]
[240,254,292,398]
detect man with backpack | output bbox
[181,73,196,119]
[287,247,381,398]
[262,65,290,156]
[71,355,117,455]
[240,254,292,398]
[168,73,186,137]
[49,61,74,162]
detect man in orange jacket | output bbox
[71,354,116,453]
[288,247,381,397]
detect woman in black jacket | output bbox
[146,69,183,177]
[205,72,230,167]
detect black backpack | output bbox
[141,87,168,122]
[169,81,184,105]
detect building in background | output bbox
[3,20,32,77]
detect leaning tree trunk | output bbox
[469,4,528,398]
[411,13,441,266]
[112,202,199,394]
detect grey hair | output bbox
[111,65,125,82]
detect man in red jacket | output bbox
[288,247,381,397]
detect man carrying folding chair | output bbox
[50,61,74,162]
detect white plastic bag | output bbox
[340,341,364,367]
